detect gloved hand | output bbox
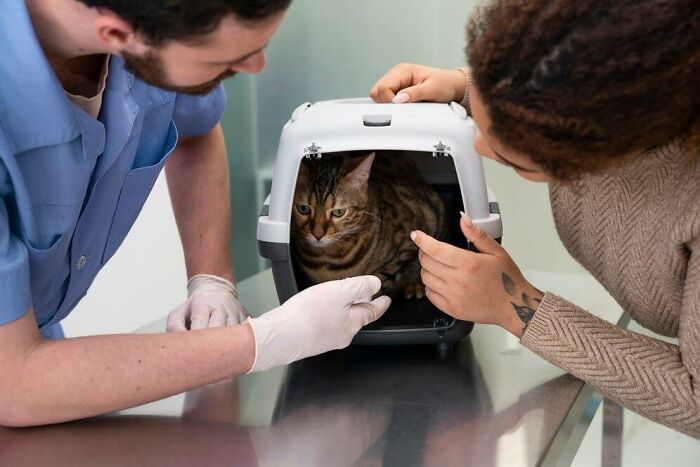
[166,274,250,332]
[247,275,391,373]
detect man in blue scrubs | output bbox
[0,0,390,426]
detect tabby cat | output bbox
[290,151,445,298]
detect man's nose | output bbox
[232,50,267,74]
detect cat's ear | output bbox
[344,152,376,186]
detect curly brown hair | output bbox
[466,0,700,179]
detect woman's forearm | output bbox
[521,293,700,439]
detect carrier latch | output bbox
[433,141,451,157]
[304,143,322,159]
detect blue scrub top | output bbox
[0,0,227,337]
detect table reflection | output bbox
[0,341,579,467]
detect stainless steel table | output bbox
[0,270,605,467]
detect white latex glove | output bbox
[166,274,250,332]
[247,275,391,373]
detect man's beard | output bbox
[123,51,236,96]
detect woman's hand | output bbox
[411,213,543,338]
[370,63,467,104]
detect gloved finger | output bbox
[228,304,251,326]
[166,301,190,332]
[350,295,392,327]
[337,275,382,304]
[189,304,213,330]
[207,307,228,328]
[227,312,240,327]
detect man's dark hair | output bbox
[78,0,292,44]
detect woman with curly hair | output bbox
[371,0,700,438]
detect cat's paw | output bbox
[404,282,426,300]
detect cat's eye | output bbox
[331,208,347,217]
[296,204,312,215]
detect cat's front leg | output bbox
[400,257,425,300]
[404,282,426,300]
[373,265,404,298]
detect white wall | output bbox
[61,174,187,337]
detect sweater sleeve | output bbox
[521,239,700,438]
[456,67,472,116]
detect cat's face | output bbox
[292,152,375,248]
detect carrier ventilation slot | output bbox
[363,114,392,127]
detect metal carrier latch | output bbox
[433,141,451,157]
[304,143,322,159]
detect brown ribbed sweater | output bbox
[519,140,700,438]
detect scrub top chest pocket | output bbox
[101,120,178,264]
[15,140,95,300]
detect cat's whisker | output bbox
[361,211,383,223]
[339,229,362,238]
[334,238,355,247]
[346,225,372,235]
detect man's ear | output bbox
[94,10,150,56]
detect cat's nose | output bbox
[311,224,326,241]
